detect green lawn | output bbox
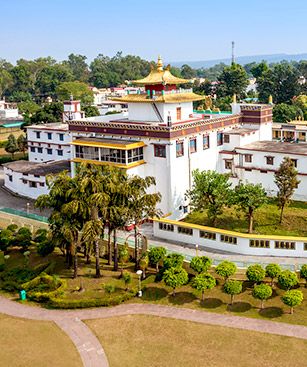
[0,313,82,367]
[184,199,307,236]
[86,314,307,367]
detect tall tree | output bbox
[186,170,232,226]
[217,63,248,98]
[56,81,94,105]
[273,103,303,123]
[250,61,269,79]
[64,54,89,82]
[17,134,28,156]
[5,134,19,159]
[274,157,300,223]
[233,182,267,233]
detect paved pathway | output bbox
[1,295,307,367]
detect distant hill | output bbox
[171,53,307,68]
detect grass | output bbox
[184,199,307,236]
[86,314,307,367]
[0,313,82,367]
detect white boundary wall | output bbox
[153,219,307,258]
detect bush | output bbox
[190,256,212,274]
[37,240,55,257]
[0,229,14,251]
[13,227,32,250]
[191,273,216,301]
[246,264,265,284]
[252,284,272,309]
[223,280,242,304]
[104,284,116,294]
[163,253,184,270]
[282,290,304,314]
[6,224,18,233]
[122,271,132,290]
[278,270,298,290]
[265,263,281,285]
[148,247,167,272]
[215,261,237,281]
[163,266,189,295]
[300,265,307,283]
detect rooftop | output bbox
[26,122,69,131]
[227,128,258,136]
[4,160,71,175]
[237,141,307,156]
[131,56,190,86]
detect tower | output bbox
[231,41,235,64]
[62,95,85,122]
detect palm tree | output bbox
[126,176,162,269]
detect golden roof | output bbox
[132,56,191,85]
[112,92,205,104]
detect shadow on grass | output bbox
[227,301,252,313]
[201,297,223,309]
[168,291,197,305]
[142,287,168,301]
[259,307,283,319]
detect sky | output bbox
[1,0,306,64]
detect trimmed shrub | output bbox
[252,284,272,309]
[223,280,242,304]
[282,290,304,314]
[278,270,298,290]
[215,261,237,281]
[246,264,265,284]
[265,263,281,286]
[190,256,212,274]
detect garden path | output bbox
[1,295,307,367]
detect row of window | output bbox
[35,132,65,141]
[250,240,270,248]
[244,154,298,167]
[220,234,237,244]
[199,230,216,240]
[176,134,213,158]
[275,241,296,250]
[30,147,63,156]
[158,223,174,232]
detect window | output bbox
[57,149,63,156]
[176,141,184,157]
[29,181,37,188]
[245,154,252,163]
[154,144,166,158]
[245,168,252,172]
[199,231,216,240]
[178,226,193,235]
[30,147,35,152]
[304,243,307,251]
[35,131,41,139]
[250,240,270,248]
[291,159,297,168]
[224,134,230,143]
[39,182,45,187]
[260,170,267,173]
[159,223,174,232]
[224,159,232,170]
[217,132,223,146]
[127,147,144,163]
[266,156,274,165]
[59,134,64,141]
[220,234,237,245]
[47,132,52,140]
[47,148,52,155]
[275,241,295,250]
[34,174,40,178]
[37,147,43,153]
[8,175,12,182]
[189,138,197,153]
[176,107,182,120]
[203,135,210,149]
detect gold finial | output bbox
[157,55,163,71]
[268,95,273,104]
[232,94,237,103]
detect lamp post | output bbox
[26,202,30,214]
[136,269,143,297]
[196,244,199,257]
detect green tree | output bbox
[258,63,300,104]
[122,271,132,291]
[163,267,189,296]
[233,182,267,233]
[300,264,307,286]
[180,64,196,79]
[56,81,93,105]
[292,95,307,120]
[273,103,303,123]
[282,289,304,314]
[252,284,272,309]
[217,63,248,98]
[191,273,216,301]
[186,170,232,225]
[215,261,237,282]
[5,134,19,159]
[190,256,212,274]
[148,247,166,273]
[265,263,281,286]
[163,253,184,270]
[278,270,298,290]
[139,253,149,279]
[250,61,269,79]
[17,135,27,156]
[14,227,32,251]
[126,175,161,269]
[83,105,99,117]
[118,244,129,276]
[274,157,300,223]
[0,69,13,97]
[64,54,89,82]
[246,264,265,284]
[0,229,14,252]
[223,280,242,305]
[29,102,63,124]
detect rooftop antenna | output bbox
[231,41,235,64]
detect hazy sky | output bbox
[1,0,306,63]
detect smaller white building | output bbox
[3,160,71,199]
[26,123,71,162]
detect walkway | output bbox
[1,295,307,367]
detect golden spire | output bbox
[268,95,273,104]
[157,55,163,72]
[232,93,237,103]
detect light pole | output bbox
[26,202,30,214]
[196,244,199,257]
[136,269,143,297]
